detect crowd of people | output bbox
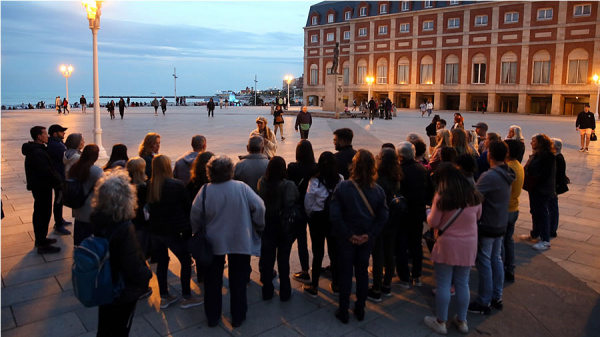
[20,103,590,335]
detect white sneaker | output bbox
[532,241,551,251]
[453,315,469,334]
[424,316,447,335]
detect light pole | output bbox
[285,75,292,110]
[173,67,178,105]
[60,64,73,104]
[593,74,600,115]
[254,75,258,106]
[82,1,106,158]
[366,76,374,101]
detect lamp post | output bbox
[60,65,73,103]
[366,76,374,101]
[593,74,600,115]
[82,1,106,158]
[285,75,292,110]
[173,67,178,105]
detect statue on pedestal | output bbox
[330,42,340,74]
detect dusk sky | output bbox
[1,1,312,104]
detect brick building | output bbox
[303,1,600,115]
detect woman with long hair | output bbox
[146,155,203,309]
[450,129,475,158]
[467,130,480,157]
[250,116,277,159]
[139,132,160,179]
[257,156,298,301]
[108,100,116,119]
[90,170,152,337]
[104,143,129,171]
[63,132,84,177]
[368,148,403,301]
[429,129,451,171]
[506,125,525,162]
[186,151,215,200]
[286,140,318,284]
[190,156,266,328]
[330,149,388,323]
[451,113,464,130]
[423,163,482,335]
[303,151,342,297]
[126,157,149,243]
[425,114,441,152]
[273,104,285,141]
[68,144,103,245]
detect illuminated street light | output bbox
[366,76,374,101]
[82,0,106,158]
[285,75,293,110]
[593,74,600,115]
[59,64,73,103]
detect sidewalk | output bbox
[2,107,599,336]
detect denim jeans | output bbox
[502,211,519,275]
[529,192,552,242]
[434,263,470,322]
[476,235,504,306]
[549,195,559,235]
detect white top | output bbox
[304,175,343,217]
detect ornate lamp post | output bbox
[82,1,106,157]
[59,64,73,103]
[593,74,600,115]
[285,75,293,110]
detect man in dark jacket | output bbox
[22,126,63,254]
[575,103,596,152]
[384,98,392,120]
[173,135,207,184]
[295,106,313,139]
[160,97,167,115]
[47,124,71,235]
[333,128,356,180]
[469,140,515,315]
[368,98,376,120]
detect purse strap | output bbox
[351,180,375,217]
[200,186,207,236]
[438,208,463,236]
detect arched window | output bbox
[310,64,319,85]
[326,61,333,75]
[357,59,368,84]
[397,57,410,84]
[445,54,459,84]
[420,55,433,84]
[376,58,388,84]
[500,52,518,84]
[567,48,588,84]
[342,61,350,85]
[472,53,486,84]
[532,50,551,84]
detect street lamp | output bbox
[284,75,293,110]
[82,0,106,158]
[593,74,600,115]
[366,76,374,101]
[59,64,73,103]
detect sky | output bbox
[0,1,313,104]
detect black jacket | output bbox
[47,137,67,180]
[335,146,357,180]
[21,142,62,191]
[425,123,437,137]
[148,178,192,236]
[400,160,429,222]
[525,151,556,196]
[575,111,596,130]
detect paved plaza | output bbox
[2,106,600,336]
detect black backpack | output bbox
[63,178,93,209]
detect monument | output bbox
[323,42,345,118]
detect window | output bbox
[311,16,317,25]
[425,1,433,8]
[345,11,351,20]
[574,4,591,17]
[400,23,410,33]
[326,33,334,41]
[472,54,487,84]
[450,1,459,5]
[500,52,518,84]
[379,25,388,35]
[445,55,459,84]
[343,64,350,85]
[420,56,433,84]
[310,65,318,85]
[326,61,334,75]
[402,1,410,11]
[537,8,553,20]
[360,7,367,16]
[397,58,410,84]
[567,49,589,84]
[380,4,388,14]
[533,61,551,84]
[311,35,318,43]
[377,59,388,84]
[475,15,488,26]
[357,60,367,84]
[505,12,519,23]
[448,18,460,28]
[328,14,334,23]
[358,27,367,36]
[343,31,351,40]
[423,20,434,31]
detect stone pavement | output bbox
[2,106,599,336]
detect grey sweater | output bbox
[72,165,104,223]
[475,165,515,237]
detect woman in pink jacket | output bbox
[424,163,482,335]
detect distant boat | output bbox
[150,92,157,94]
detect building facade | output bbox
[303,1,600,115]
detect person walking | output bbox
[207,98,215,117]
[250,117,277,159]
[423,163,482,335]
[80,95,87,113]
[160,97,167,115]
[575,103,596,152]
[295,106,313,139]
[63,98,70,114]
[55,96,62,114]
[107,100,115,119]
[118,97,126,119]
[352,99,357,111]
[151,98,159,115]
[426,100,433,117]
[368,97,376,120]
[420,102,427,117]
[273,105,285,141]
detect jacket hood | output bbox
[491,164,515,185]
[240,153,268,160]
[64,148,80,159]
[179,151,199,165]
[22,141,44,156]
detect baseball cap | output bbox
[472,122,488,131]
[48,124,68,135]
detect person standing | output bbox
[503,140,524,283]
[47,124,71,235]
[80,95,87,113]
[107,100,116,119]
[420,102,427,117]
[352,99,357,111]
[426,115,441,152]
[575,103,596,152]
[234,136,269,194]
[151,97,159,115]
[138,132,161,179]
[426,100,433,117]
[173,135,207,184]
[207,98,215,117]
[219,97,223,109]
[368,97,376,120]
[295,106,312,139]
[118,97,126,119]
[63,133,84,175]
[333,128,356,180]
[160,97,167,115]
[127,97,130,106]
[384,98,392,120]
[273,105,285,141]
[55,96,62,114]
[22,126,63,254]
[224,98,229,108]
[250,117,277,159]
[550,138,568,238]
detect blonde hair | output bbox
[126,157,146,185]
[434,129,451,151]
[147,154,173,203]
[138,132,160,157]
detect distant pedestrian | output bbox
[295,106,312,139]
[160,97,167,115]
[151,98,159,115]
[575,103,595,152]
[127,97,130,106]
[352,99,357,111]
[118,97,126,119]
[56,96,62,114]
[225,98,229,109]
[427,100,433,117]
[482,102,487,114]
[207,98,215,117]
[273,105,285,141]
[107,100,115,119]
[368,98,376,120]
[251,116,278,159]
[219,97,223,109]
[384,97,392,120]
[420,102,427,117]
[62,98,69,114]
[80,95,87,113]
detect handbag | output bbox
[422,208,463,253]
[522,173,537,192]
[187,187,213,267]
[275,115,284,123]
[279,185,306,244]
[591,133,597,141]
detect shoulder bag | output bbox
[422,208,463,253]
[187,187,213,267]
